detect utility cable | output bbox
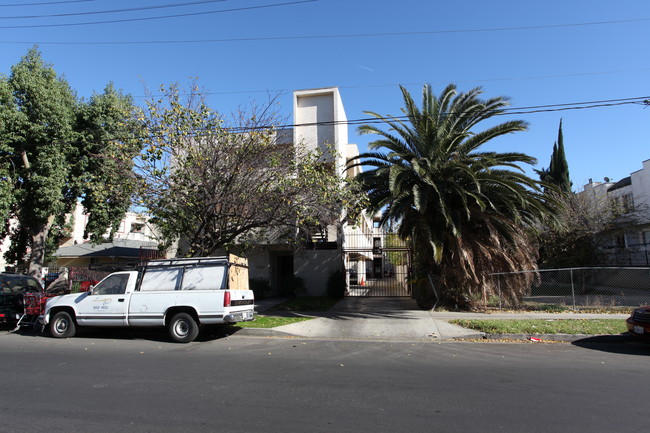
[0,0,229,19]
[2,95,647,143]
[0,14,646,39]
[0,0,92,6]
[124,68,650,98]
[0,0,317,29]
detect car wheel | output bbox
[168,312,199,343]
[50,311,76,338]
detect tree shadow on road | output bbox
[571,334,650,356]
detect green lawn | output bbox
[235,315,313,328]
[232,296,339,329]
[449,319,628,335]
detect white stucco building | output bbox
[581,159,650,265]
[245,87,378,297]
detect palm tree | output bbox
[349,84,558,309]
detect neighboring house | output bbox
[53,204,163,268]
[58,203,159,248]
[0,202,162,272]
[581,159,650,265]
[54,238,161,269]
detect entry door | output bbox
[75,274,130,326]
[276,255,294,297]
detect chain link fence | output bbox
[491,267,650,310]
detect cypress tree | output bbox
[552,119,572,193]
[540,120,572,194]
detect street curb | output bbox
[228,327,296,338]
[480,333,636,343]
[481,333,590,342]
[227,328,640,344]
[447,332,486,340]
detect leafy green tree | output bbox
[136,82,361,257]
[76,84,143,242]
[0,47,142,276]
[349,84,558,309]
[1,47,77,276]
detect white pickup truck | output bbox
[43,255,255,343]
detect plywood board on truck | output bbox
[228,254,249,291]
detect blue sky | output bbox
[1,0,648,189]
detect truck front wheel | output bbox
[168,312,199,343]
[50,311,76,338]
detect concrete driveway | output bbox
[246,297,483,340]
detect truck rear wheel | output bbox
[168,312,199,343]
[50,311,76,338]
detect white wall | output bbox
[247,250,271,281]
[293,87,350,177]
[294,89,335,153]
[631,159,650,222]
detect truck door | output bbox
[75,273,131,326]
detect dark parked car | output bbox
[0,273,43,327]
[626,306,650,337]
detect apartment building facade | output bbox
[581,159,650,265]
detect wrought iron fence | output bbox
[490,267,650,310]
[343,232,412,297]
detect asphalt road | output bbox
[0,328,648,433]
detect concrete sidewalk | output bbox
[232,297,631,342]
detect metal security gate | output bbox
[343,232,411,297]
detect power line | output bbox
[0,15,647,41]
[499,100,645,116]
[0,0,229,19]
[3,94,647,142]
[124,68,650,99]
[151,96,650,135]
[0,0,317,29]
[0,0,92,6]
